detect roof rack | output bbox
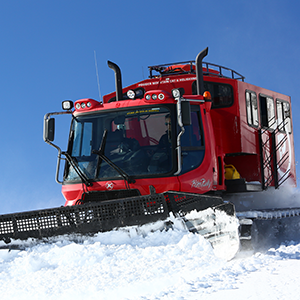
[148,60,245,82]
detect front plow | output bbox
[0,194,168,244]
[0,191,240,259]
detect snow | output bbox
[1,187,300,299]
[1,217,300,299]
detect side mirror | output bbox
[44,118,55,142]
[182,101,191,126]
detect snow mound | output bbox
[1,225,300,299]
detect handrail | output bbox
[148,60,245,82]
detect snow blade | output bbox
[0,194,169,244]
[0,191,239,260]
[164,191,226,216]
[164,191,240,260]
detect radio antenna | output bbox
[94,50,102,102]
[142,66,145,79]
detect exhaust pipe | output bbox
[107,60,123,101]
[195,47,209,95]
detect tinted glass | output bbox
[65,106,175,182]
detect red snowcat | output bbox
[0,48,299,258]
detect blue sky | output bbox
[0,1,299,213]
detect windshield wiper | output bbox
[93,129,135,186]
[63,152,92,186]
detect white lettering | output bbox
[191,179,212,189]
[138,77,197,87]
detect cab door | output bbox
[275,99,295,187]
[258,94,277,189]
[259,95,295,189]
[178,105,215,193]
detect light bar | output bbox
[144,90,172,102]
[74,99,102,111]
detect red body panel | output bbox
[62,177,180,206]
[179,101,221,193]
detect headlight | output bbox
[172,88,185,98]
[172,89,181,98]
[127,90,135,99]
[62,100,73,110]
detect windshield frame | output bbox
[63,104,177,184]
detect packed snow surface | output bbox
[1,219,300,299]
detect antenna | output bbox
[94,50,102,102]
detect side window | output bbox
[82,123,93,156]
[205,82,234,108]
[182,111,203,147]
[181,106,205,173]
[245,90,258,127]
[192,81,234,108]
[277,99,292,134]
[72,121,93,157]
[259,94,276,130]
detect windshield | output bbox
[64,106,175,182]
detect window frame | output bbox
[259,94,276,131]
[276,98,292,134]
[179,105,205,174]
[245,90,259,128]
